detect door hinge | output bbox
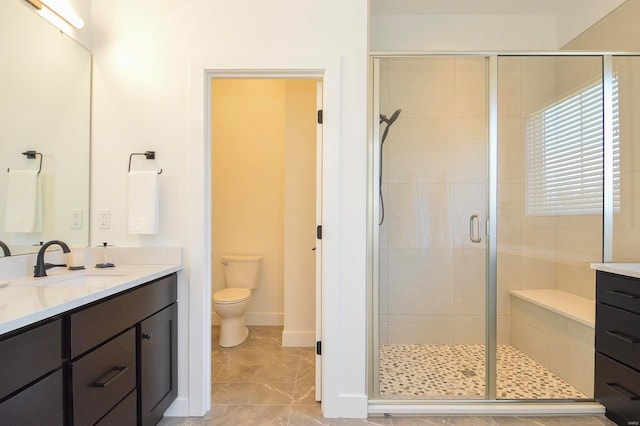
[317,225,322,240]
[317,109,323,124]
[316,341,322,355]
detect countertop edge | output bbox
[591,262,640,280]
[0,264,182,336]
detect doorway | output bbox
[209,77,323,403]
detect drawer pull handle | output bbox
[608,289,640,299]
[93,366,129,388]
[607,383,640,401]
[606,330,640,344]
[142,332,152,341]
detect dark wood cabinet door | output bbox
[139,303,177,426]
[0,369,63,426]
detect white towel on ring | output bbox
[4,170,42,233]
[128,171,159,234]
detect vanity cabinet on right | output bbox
[595,271,640,425]
[69,272,178,426]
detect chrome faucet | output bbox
[34,240,70,277]
[0,241,10,257]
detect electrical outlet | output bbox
[97,209,110,229]
[70,209,82,229]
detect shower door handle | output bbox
[469,214,482,243]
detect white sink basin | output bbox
[40,275,126,288]
[14,269,129,288]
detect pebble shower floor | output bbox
[379,344,587,399]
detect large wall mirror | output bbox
[0,0,90,256]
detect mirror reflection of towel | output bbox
[128,171,159,235]
[4,170,42,233]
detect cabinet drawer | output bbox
[0,318,61,400]
[595,352,640,426]
[95,390,137,426]
[596,303,640,370]
[597,272,640,314]
[72,328,136,426]
[70,273,177,357]
[0,369,63,426]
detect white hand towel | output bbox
[4,170,42,233]
[128,171,159,234]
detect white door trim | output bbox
[188,54,342,417]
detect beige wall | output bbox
[563,0,640,263]
[211,79,317,333]
[212,79,286,324]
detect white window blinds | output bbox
[525,78,619,216]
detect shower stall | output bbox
[370,54,640,411]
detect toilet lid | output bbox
[213,288,251,304]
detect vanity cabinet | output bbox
[595,271,640,425]
[0,272,177,426]
[69,273,177,425]
[140,303,178,426]
[0,319,64,425]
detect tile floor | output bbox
[159,326,615,426]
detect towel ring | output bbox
[7,151,42,174]
[128,151,162,174]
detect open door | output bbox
[315,80,323,402]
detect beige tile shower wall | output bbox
[379,58,488,345]
[612,57,640,262]
[563,0,640,262]
[497,57,602,306]
[562,0,640,263]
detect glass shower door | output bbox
[495,55,603,400]
[375,56,489,399]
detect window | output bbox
[525,78,620,216]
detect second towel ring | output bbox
[128,151,162,174]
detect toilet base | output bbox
[218,316,249,347]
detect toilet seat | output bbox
[213,288,250,304]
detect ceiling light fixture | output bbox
[25,0,85,30]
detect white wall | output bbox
[90,0,367,419]
[370,15,558,51]
[369,1,627,52]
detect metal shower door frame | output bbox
[369,52,626,411]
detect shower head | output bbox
[380,109,402,126]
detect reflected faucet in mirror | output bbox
[34,240,70,277]
[0,241,10,257]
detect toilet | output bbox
[213,255,263,347]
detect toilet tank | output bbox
[221,255,263,289]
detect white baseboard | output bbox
[282,330,315,347]
[335,394,369,418]
[163,397,189,417]
[211,312,283,326]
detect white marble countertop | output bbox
[591,263,640,279]
[0,264,181,336]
